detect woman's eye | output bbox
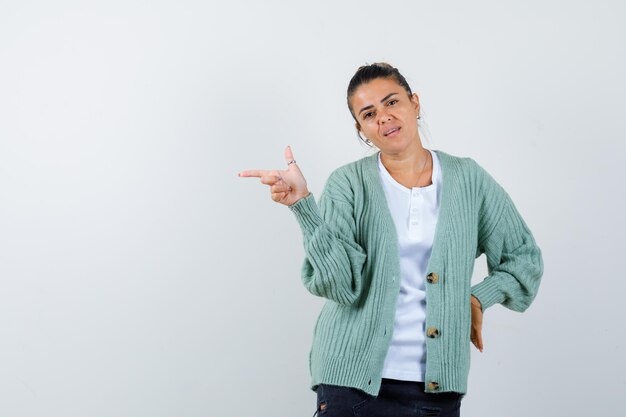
[363,112,374,120]
[387,99,398,106]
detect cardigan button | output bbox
[426,327,440,338]
[426,272,439,284]
[427,381,440,391]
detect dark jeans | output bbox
[312,379,463,417]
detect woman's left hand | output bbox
[470,295,484,352]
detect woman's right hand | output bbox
[238,146,310,207]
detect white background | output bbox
[1,1,625,416]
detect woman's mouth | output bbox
[384,127,401,137]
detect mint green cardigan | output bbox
[288,150,543,396]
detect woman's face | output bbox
[350,77,421,155]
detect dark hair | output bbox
[346,62,413,121]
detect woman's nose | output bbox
[377,111,392,124]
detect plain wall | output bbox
[1,0,625,416]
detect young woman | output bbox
[239,63,543,417]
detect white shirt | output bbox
[378,149,442,382]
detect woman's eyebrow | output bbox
[358,92,399,115]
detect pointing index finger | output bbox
[238,169,267,178]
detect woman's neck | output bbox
[380,140,433,188]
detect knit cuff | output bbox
[471,278,507,311]
[288,193,324,235]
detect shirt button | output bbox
[427,327,440,338]
[427,381,440,391]
[426,272,439,284]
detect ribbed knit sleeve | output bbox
[288,173,367,305]
[470,163,544,312]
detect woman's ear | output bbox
[411,93,420,114]
[355,122,369,143]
